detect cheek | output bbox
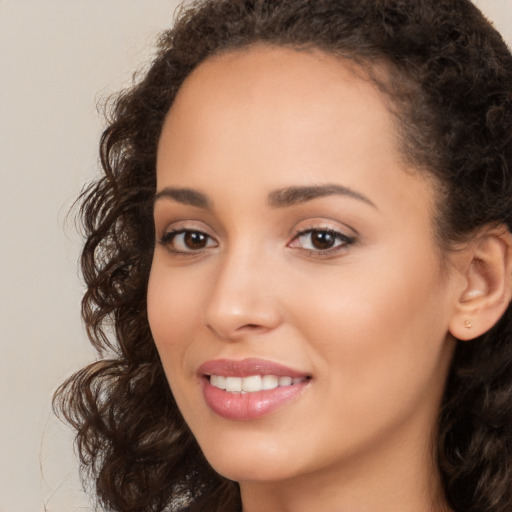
[287,246,451,401]
[147,266,199,372]
[147,264,209,422]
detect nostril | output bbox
[235,323,271,334]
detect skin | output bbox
[147,46,460,512]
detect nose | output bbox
[202,248,283,340]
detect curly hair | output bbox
[54,1,512,511]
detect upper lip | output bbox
[198,358,310,378]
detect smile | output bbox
[209,374,308,393]
[198,359,311,420]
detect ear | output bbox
[449,225,512,341]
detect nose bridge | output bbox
[202,239,281,339]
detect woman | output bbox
[55,1,512,511]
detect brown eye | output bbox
[310,230,336,250]
[184,231,209,249]
[290,228,355,254]
[161,229,217,253]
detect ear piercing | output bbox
[464,320,472,329]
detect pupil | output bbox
[185,231,206,248]
[312,231,334,249]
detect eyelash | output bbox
[158,227,356,256]
[290,228,356,256]
[159,229,217,254]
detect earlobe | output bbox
[449,226,512,341]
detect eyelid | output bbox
[288,221,357,256]
[159,228,218,254]
[290,219,357,239]
[157,220,218,255]
[157,218,213,237]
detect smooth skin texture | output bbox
[147,46,464,512]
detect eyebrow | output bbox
[267,184,377,209]
[153,187,211,208]
[153,183,377,210]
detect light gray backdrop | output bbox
[0,1,510,511]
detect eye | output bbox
[290,228,355,253]
[160,229,218,253]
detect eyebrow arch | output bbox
[153,187,211,209]
[268,184,377,209]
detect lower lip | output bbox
[202,378,308,421]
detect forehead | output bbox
[156,45,435,227]
[159,45,404,173]
[175,45,383,114]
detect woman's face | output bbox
[148,46,459,488]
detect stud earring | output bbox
[464,320,472,329]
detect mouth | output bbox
[209,374,308,393]
[198,358,311,420]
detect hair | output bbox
[53,1,512,511]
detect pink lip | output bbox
[198,358,310,421]
[198,358,309,378]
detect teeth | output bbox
[210,375,226,389]
[225,376,242,392]
[209,374,306,393]
[262,375,279,390]
[242,375,262,392]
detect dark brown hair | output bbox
[54,1,512,511]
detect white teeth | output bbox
[209,374,306,393]
[279,376,292,386]
[225,376,242,392]
[210,375,226,390]
[262,375,279,390]
[242,375,262,392]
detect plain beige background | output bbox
[0,1,510,511]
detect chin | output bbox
[210,459,294,484]
[199,435,301,483]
